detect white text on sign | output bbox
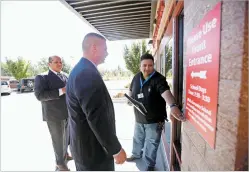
[189,54,212,67]
[187,18,218,45]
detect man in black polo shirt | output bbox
[126,53,185,171]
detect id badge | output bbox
[137,93,144,99]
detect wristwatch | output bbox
[170,103,178,108]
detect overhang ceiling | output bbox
[63,0,154,41]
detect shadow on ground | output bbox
[126,143,167,171]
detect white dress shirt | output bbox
[49,68,65,96]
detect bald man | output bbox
[34,56,72,171]
[66,33,127,171]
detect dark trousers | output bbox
[47,119,68,165]
[75,158,114,171]
[65,119,70,146]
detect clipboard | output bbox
[124,93,148,116]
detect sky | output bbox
[0,0,142,70]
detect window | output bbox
[165,38,173,90]
[1,81,8,85]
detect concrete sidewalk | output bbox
[67,102,139,171]
[1,92,166,171]
[67,102,166,171]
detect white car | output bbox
[1,81,11,95]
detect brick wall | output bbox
[182,0,248,170]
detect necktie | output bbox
[57,73,65,83]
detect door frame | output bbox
[170,3,184,171]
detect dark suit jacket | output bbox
[66,58,121,167]
[34,70,68,121]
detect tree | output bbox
[27,63,40,76]
[37,57,49,73]
[4,57,30,80]
[37,57,72,74]
[62,58,72,74]
[1,62,12,76]
[123,40,149,75]
[165,45,172,78]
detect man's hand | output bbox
[170,106,186,122]
[161,90,185,122]
[114,148,127,164]
[61,87,66,94]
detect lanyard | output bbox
[140,71,156,90]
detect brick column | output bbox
[181,0,248,170]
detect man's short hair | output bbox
[48,56,61,63]
[140,53,154,62]
[48,56,53,63]
[82,32,106,51]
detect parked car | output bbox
[9,79,19,90]
[18,78,35,93]
[1,81,11,95]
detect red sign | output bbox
[185,2,221,149]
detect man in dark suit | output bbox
[34,56,72,171]
[66,33,127,171]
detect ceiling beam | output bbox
[74,0,127,10]
[68,0,96,6]
[105,34,148,40]
[84,10,151,20]
[108,38,146,41]
[97,29,149,34]
[89,16,149,25]
[92,20,150,27]
[80,6,151,17]
[101,31,148,38]
[98,27,149,33]
[59,0,103,37]
[95,23,150,29]
[106,36,144,40]
[100,30,148,37]
[62,0,152,41]
[105,32,148,38]
[94,23,150,29]
[78,2,151,13]
[104,34,148,40]
[87,13,150,23]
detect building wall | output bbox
[181,0,248,171]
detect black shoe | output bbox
[126,155,141,162]
[146,166,155,171]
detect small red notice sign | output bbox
[185,2,221,149]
